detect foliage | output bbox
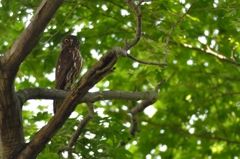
[1,0,240,158]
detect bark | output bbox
[0,0,64,158]
[0,69,24,158]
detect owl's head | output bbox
[61,35,80,48]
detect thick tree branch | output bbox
[16,88,158,106]
[1,0,64,78]
[17,49,118,158]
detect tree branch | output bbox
[143,119,240,145]
[164,0,196,62]
[118,100,156,147]
[118,80,165,146]
[179,43,240,66]
[43,0,83,44]
[123,0,142,51]
[126,54,168,66]
[0,0,64,78]
[137,0,152,6]
[16,88,158,106]
[121,1,167,67]
[58,103,94,158]
[130,100,156,115]
[17,49,118,158]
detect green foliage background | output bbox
[1,0,240,158]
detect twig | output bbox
[155,79,166,92]
[206,46,240,66]
[189,6,240,13]
[180,43,240,66]
[206,45,227,59]
[143,119,240,145]
[123,0,142,51]
[231,45,237,61]
[41,0,83,45]
[127,54,167,66]
[164,0,196,62]
[114,46,167,66]
[137,0,152,6]
[58,103,94,158]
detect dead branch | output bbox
[17,49,118,159]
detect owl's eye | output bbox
[74,39,78,43]
[64,38,70,42]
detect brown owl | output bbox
[53,35,83,114]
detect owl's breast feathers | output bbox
[55,47,82,90]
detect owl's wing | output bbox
[55,48,75,89]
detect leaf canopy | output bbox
[1,0,240,158]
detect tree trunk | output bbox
[0,0,65,157]
[0,69,24,158]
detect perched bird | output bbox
[53,35,83,114]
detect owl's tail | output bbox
[53,100,63,114]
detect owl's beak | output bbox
[70,39,73,46]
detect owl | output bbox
[53,35,83,114]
